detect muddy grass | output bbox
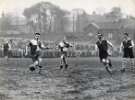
[0,57,135,100]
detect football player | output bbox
[58,38,72,70]
[95,33,114,76]
[25,32,49,73]
[120,32,134,73]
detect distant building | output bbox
[10,17,28,33]
[84,20,135,45]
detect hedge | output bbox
[0,49,97,58]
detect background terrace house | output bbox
[84,20,135,45]
[84,23,99,35]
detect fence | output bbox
[0,38,129,58]
[0,48,121,58]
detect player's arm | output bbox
[107,40,116,56]
[65,42,73,48]
[69,43,73,47]
[119,42,123,54]
[107,40,114,48]
[95,44,99,56]
[107,40,116,52]
[25,46,28,56]
[95,44,98,52]
[129,40,134,48]
[25,42,30,56]
[8,43,12,51]
[1,44,3,51]
[40,42,50,49]
[68,42,73,47]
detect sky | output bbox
[0,0,135,17]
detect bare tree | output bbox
[23,2,69,35]
[0,12,12,32]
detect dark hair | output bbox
[34,32,40,35]
[97,32,103,36]
[124,32,128,36]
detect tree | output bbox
[71,9,89,33]
[105,7,123,21]
[23,2,69,34]
[23,2,48,33]
[0,12,12,32]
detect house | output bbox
[84,20,135,45]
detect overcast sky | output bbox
[0,0,135,17]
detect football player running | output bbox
[95,33,114,76]
[25,32,49,73]
[58,37,73,70]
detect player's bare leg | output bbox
[60,54,68,70]
[102,59,113,76]
[37,58,43,74]
[108,59,112,68]
[63,56,68,69]
[60,55,64,69]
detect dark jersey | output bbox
[96,40,108,52]
[96,40,108,59]
[122,39,132,50]
[122,39,134,58]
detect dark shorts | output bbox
[123,49,134,58]
[30,51,42,62]
[60,51,67,57]
[123,52,134,58]
[99,51,108,62]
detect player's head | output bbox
[34,32,40,40]
[123,32,129,39]
[97,32,103,40]
[9,39,12,43]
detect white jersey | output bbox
[58,41,70,52]
[28,39,44,54]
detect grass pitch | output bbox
[0,57,135,100]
